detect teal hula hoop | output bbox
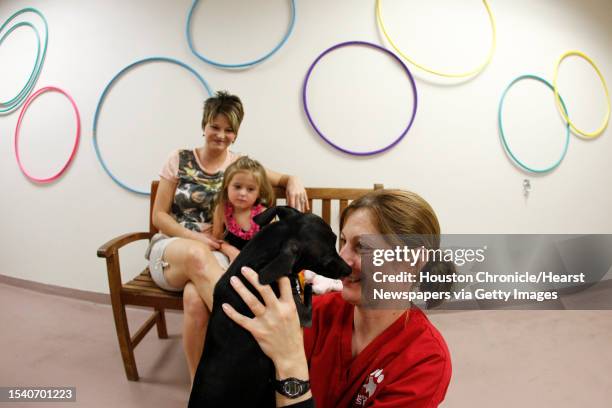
[92,57,213,195]
[186,0,296,68]
[498,74,570,173]
[0,7,48,114]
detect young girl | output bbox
[213,156,275,263]
[213,155,342,293]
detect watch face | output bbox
[283,380,301,397]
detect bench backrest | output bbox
[149,181,383,246]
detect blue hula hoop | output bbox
[92,57,213,195]
[186,0,296,68]
[498,74,570,173]
[0,7,48,114]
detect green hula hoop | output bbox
[498,74,570,173]
[0,7,48,114]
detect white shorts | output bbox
[147,234,230,292]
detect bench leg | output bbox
[110,301,139,381]
[155,308,168,339]
[105,254,139,381]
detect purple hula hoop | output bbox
[302,41,418,156]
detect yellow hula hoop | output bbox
[375,0,497,78]
[552,50,611,139]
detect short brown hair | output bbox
[202,91,244,134]
[340,189,455,308]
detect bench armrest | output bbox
[97,232,153,258]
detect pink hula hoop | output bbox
[14,86,81,183]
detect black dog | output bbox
[188,206,351,407]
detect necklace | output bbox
[225,203,265,240]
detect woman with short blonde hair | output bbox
[147,91,309,381]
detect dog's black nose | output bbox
[339,260,352,277]
[323,255,351,278]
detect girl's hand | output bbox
[286,176,309,212]
[222,267,307,374]
[220,242,240,263]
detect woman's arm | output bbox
[265,168,309,212]
[152,178,222,249]
[222,267,312,407]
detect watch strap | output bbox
[274,377,310,399]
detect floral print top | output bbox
[160,149,241,233]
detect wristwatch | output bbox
[274,377,310,399]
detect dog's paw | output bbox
[305,271,343,294]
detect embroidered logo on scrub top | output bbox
[352,368,385,407]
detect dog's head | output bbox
[251,206,351,285]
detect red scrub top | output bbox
[304,293,451,408]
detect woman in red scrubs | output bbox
[224,189,454,407]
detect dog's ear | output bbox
[253,206,278,227]
[275,206,301,219]
[253,206,300,227]
[258,239,300,285]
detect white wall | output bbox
[1,0,610,293]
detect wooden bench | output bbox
[97,181,382,381]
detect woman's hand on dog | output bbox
[222,267,309,379]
